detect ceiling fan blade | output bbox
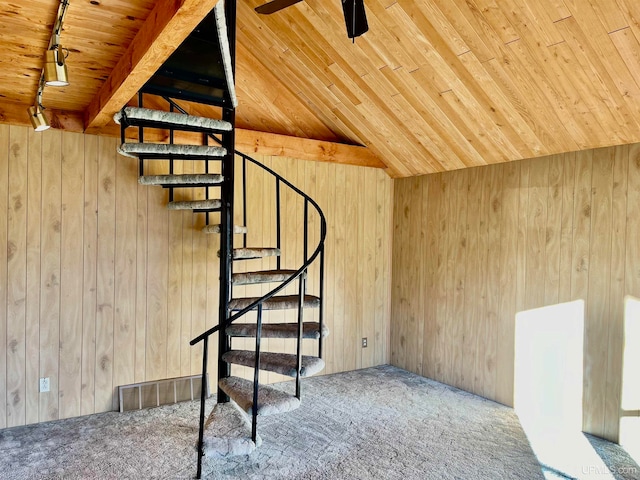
[255,0,303,14]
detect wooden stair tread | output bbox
[226,321,329,339]
[139,174,223,187]
[218,376,300,416]
[222,350,325,378]
[203,224,248,234]
[217,247,281,260]
[117,143,226,160]
[229,294,320,311]
[114,107,232,134]
[232,269,297,285]
[167,199,222,211]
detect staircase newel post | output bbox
[217,0,237,403]
[295,273,306,399]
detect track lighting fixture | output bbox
[44,0,70,86]
[28,0,70,131]
[44,44,69,87]
[29,104,50,132]
[28,77,50,131]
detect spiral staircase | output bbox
[114,1,327,477]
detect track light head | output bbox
[44,45,69,87]
[28,104,50,132]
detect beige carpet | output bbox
[0,365,637,479]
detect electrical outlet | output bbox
[39,377,50,393]
[362,337,368,348]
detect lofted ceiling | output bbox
[1,0,640,177]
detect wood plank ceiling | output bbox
[1,0,640,177]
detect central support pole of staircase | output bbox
[217,0,237,403]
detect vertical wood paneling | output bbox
[0,125,393,429]
[304,160,319,363]
[525,157,549,311]
[95,136,116,413]
[81,135,99,415]
[343,166,358,371]
[624,143,640,432]
[482,165,501,399]
[323,162,336,372]
[354,166,365,370]
[59,132,84,419]
[462,168,481,391]
[113,141,138,406]
[544,155,563,306]
[558,152,576,304]
[134,176,148,384]
[474,167,492,396]
[179,160,194,378]
[262,157,277,383]
[604,145,628,441]
[166,209,183,380]
[362,167,377,368]
[585,149,614,437]
[496,161,519,405]
[449,168,468,389]
[391,144,640,442]
[6,126,28,427]
[390,177,405,368]
[0,125,8,429]
[40,130,62,422]
[333,162,347,371]
[374,168,387,366]
[147,176,169,381]
[411,177,425,376]
[25,130,42,425]
[422,174,442,378]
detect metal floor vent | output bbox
[118,374,209,412]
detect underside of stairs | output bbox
[114,1,328,477]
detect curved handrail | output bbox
[160,95,327,347]
[189,146,327,346]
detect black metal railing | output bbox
[188,148,326,478]
[121,95,326,479]
[162,101,327,479]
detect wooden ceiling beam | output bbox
[234,129,387,169]
[1,101,386,169]
[83,0,220,133]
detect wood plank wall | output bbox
[391,143,640,442]
[0,124,393,428]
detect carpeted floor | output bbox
[0,365,637,479]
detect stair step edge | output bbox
[229,294,320,311]
[139,174,223,186]
[203,224,247,234]
[167,199,222,211]
[232,269,297,285]
[218,376,300,416]
[114,107,232,133]
[225,321,330,339]
[222,350,325,378]
[216,247,281,260]
[118,143,226,159]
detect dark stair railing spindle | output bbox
[252,304,263,442]
[196,336,209,480]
